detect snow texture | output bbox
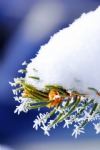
[26,7,100,103]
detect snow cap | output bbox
[26,6,100,103]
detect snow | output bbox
[26,7,100,103]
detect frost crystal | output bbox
[93,123,100,134]
[41,125,50,136]
[72,125,85,138]
[14,103,28,115]
[63,119,71,128]
[14,98,33,114]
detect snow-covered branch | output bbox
[10,6,100,138]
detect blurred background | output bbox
[0,0,100,150]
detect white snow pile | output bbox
[26,7,100,103]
